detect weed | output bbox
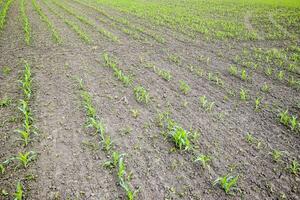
[194,154,211,168]
[14,181,23,200]
[265,67,273,76]
[245,133,255,144]
[213,174,239,194]
[133,86,150,104]
[179,80,190,95]
[0,97,11,107]
[2,66,12,75]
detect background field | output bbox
[0,0,299,199]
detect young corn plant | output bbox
[133,86,150,104]
[254,97,262,111]
[15,151,36,168]
[169,125,191,150]
[0,0,14,30]
[19,62,32,101]
[239,88,248,101]
[228,65,238,76]
[194,154,211,169]
[104,151,123,169]
[16,100,32,146]
[277,70,285,81]
[288,160,300,175]
[14,181,24,200]
[179,80,190,95]
[241,69,248,81]
[213,174,239,195]
[20,0,31,45]
[271,150,283,162]
[199,95,215,112]
[261,82,270,93]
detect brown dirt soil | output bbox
[0,0,299,200]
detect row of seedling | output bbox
[104,152,139,199]
[155,111,239,194]
[32,0,61,43]
[20,0,31,45]
[103,53,150,104]
[50,0,118,42]
[74,0,164,43]
[1,62,37,199]
[229,65,251,81]
[77,79,138,199]
[78,79,112,151]
[43,0,91,43]
[0,0,13,30]
[143,62,172,81]
[245,133,299,175]
[279,110,299,133]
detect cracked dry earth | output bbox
[0,0,299,200]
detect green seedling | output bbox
[288,160,300,175]
[81,91,96,118]
[213,174,239,194]
[265,67,273,76]
[245,133,255,144]
[279,110,290,126]
[0,97,11,107]
[277,71,285,81]
[194,154,211,168]
[254,97,262,111]
[133,86,150,104]
[0,164,4,174]
[130,109,140,118]
[102,135,112,151]
[271,150,282,162]
[14,181,23,200]
[228,65,238,76]
[168,54,180,64]
[20,0,31,45]
[120,179,139,200]
[239,88,248,101]
[15,151,36,168]
[104,151,123,169]
[241,69,247,81]
[290,116,298,131]
[2,66,12,75]
[261,83,270,93]
[169,126,191,150]
[179,80,190,95]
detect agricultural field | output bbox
[0,0,300,199]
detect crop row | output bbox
[32,0,61,43]
[0,0,13,30]
[20,0,31,45]
[78,79,138,199]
